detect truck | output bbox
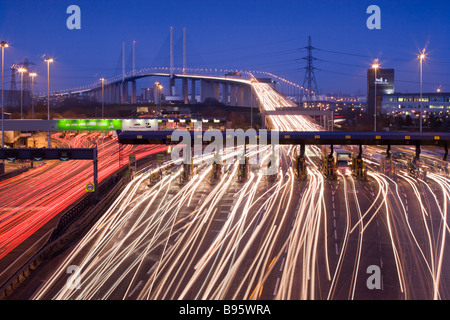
[333,148,352,174]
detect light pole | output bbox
[1,41,8,151]
[418,49,426,133]
[100,78,105,118]
[18,67,27,119]
[45,58,53,148]
[372,59,380,132]
[29,72,37,119]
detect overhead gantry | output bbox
[117,129,449,181]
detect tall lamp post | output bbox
[45,58,53,148]
[18,67,27,119]
[1,41,8,174]
[29,72,37,119]
[100,78,105,118]
[372,59,380,132]
[418,49,426,133]
[1,41,8,151]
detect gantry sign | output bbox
[0,147,99,201]
[116,130,450,160]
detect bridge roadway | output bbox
[52,72,256,107]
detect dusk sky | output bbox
[1,0,449,96]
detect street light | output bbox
[418,49,426,133]
[17,67,27,119]
[29,72,37,119]
[1,41,9,152]
[45,57,54,148]
[372,59,380,132]
[100,78,105,118]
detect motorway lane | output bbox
[9,142,448,300]
[0,133,167,267]
[29,146,299,299]
[22,146,389,299]
[326,172,402,300]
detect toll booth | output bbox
[407,158,427,181]
[294,154,307,180]
[181,162,194,182]
[381,157,396,179]
[407,156,417,175]
[352,155,367,181]
[237,156,249,182]
[150,163,162,183]
[418,165,427,181]
[323,154,337,180]
[180,149,194,183]
[211,161,223,182]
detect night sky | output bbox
[1,0,449,96]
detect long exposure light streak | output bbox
[30,80,450,301]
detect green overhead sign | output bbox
[57,119,122,131]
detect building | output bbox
[380,92,450,117]
[140,87,155,103]
[367,68,395,118]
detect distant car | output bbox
[393,152,405,160]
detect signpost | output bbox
[85,182,95,193]
[122,119,158,131]
[129,154,136,177]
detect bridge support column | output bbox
[108,84,115,104]
[190,79,196,103]
[222,83,229,105]
[104,85,110,104]
[169,76,175,96]
[201,80,212,103]
[243,85,251,107]
[229,85,237,106]
[213,82,220,101]
[121,81,128,104]
[182,78,188,104]
[131,81,137,104]
[237,86,244,106]
[114,83,121,104]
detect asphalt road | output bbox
[7,144,449,300]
